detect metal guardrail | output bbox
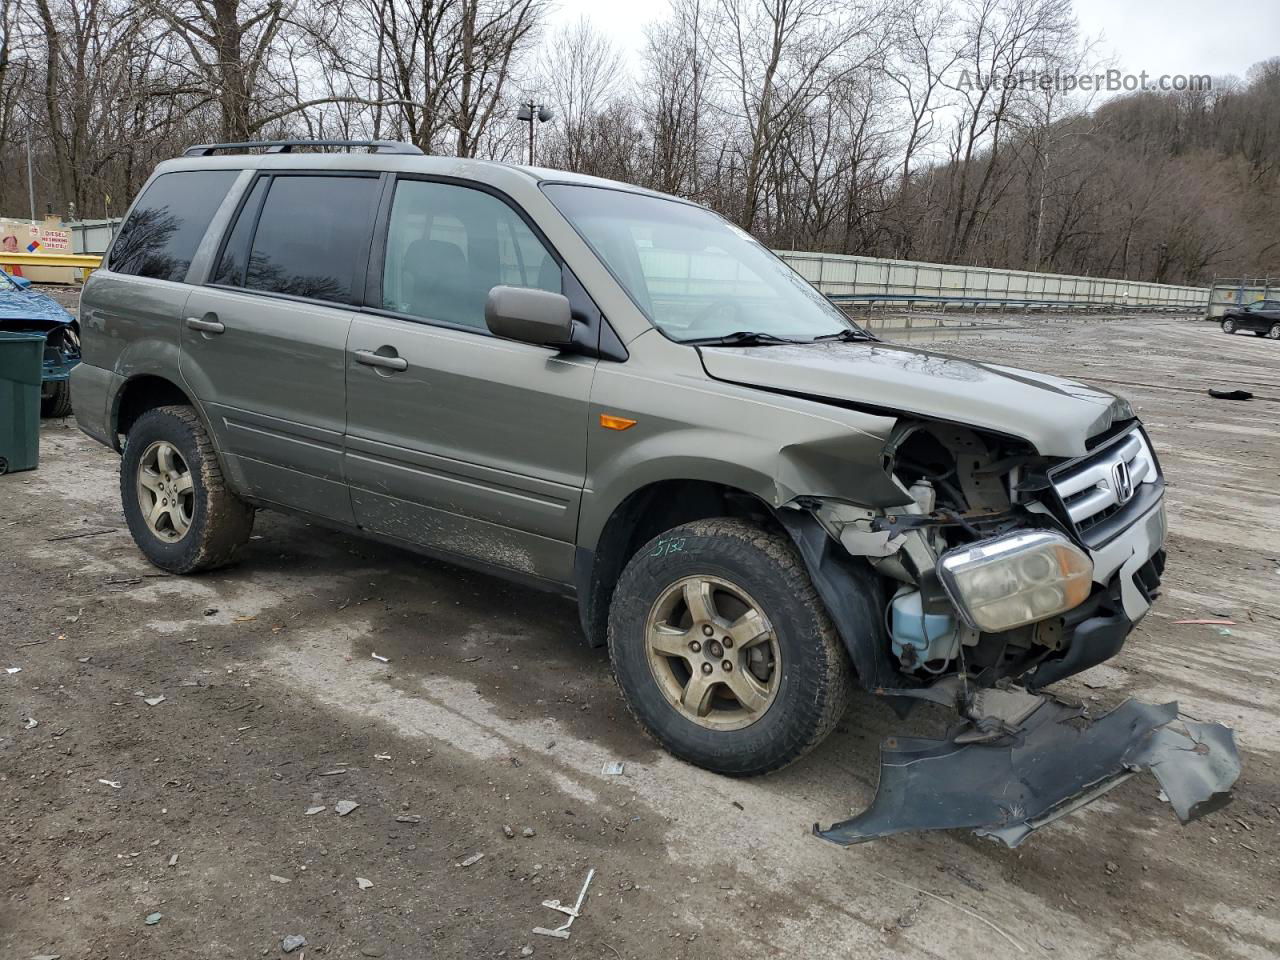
[779,250,1210,312]
[827,293,1199,313]
[0,252,101,282]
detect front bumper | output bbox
[1026,496,1167,690]
[815,693,1240,848]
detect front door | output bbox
[180,172,382,523]
[344,177,595,584]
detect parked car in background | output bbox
[70,140,1237,846]
[1220,298,1280,339]
[0,269,79,416]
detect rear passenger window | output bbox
[382,180,559,329]
[109,170,238,282]
[217,174,380,305]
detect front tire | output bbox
[1221,318,1237,334]
[120,405,254,573]
[607,518,852,776]
[41,380,72,418]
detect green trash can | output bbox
[0,331,45,475]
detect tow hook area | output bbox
[814,685,1241,848]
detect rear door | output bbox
[344,177,595,584]
[180,172,382,523]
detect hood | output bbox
[0,280,75,329]
[698,340,1132,458]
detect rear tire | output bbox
[607,518,852,776]
[120,405,254,573]
[1221,318,1237,334]
[1269,323,1280,340]
[41,380,72,418]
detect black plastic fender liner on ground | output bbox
[813,697,1241,848]
[776,508,899,693]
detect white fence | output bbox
[51,215,1212,313]
[777,250,1208,311]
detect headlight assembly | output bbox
[936,531,1093,632]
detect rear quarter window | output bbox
[108,170,238,282]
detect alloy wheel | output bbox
[643,575,781,731]
[136,440,194,542]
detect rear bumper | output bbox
[69,362,119,449]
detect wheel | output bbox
[607,518,852,776]
[1221,318,1237,334]
[1269,323,1280,340]
[120,405,254,573]
[41,380,72,418]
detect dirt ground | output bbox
[2,307,1278,960]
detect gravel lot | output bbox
[2,307,1278,960]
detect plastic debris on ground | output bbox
[533,868,595,940]
[334,800,360,816]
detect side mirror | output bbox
[11,275,31,290]
[485,285,573,347]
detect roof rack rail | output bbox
[182,139,424,157]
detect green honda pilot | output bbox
[73,141,1233,845]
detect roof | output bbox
[152,146,685,205]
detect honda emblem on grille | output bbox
[1112,460,1135,504]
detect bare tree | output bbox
[534,17,621,171]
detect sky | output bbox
[546,0,1280,91]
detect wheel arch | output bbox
[111,375,224,466]
[574,478,781,647]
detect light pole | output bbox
[25,134,36,223]
[516,102,553,166]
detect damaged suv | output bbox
[72,141,1237,845]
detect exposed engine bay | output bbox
[782,415,1242,845]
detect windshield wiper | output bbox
[685,330,803,347]
[812,327,876,342]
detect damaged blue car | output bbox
[0,269,79,417]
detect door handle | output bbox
[354,348,408,372]
[185,317,225,334]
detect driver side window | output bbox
[382,180,560,330]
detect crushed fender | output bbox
[814,695,1240,848]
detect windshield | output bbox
[542,184,859,343]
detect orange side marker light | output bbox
[599,413,637,431]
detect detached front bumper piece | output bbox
[815,696,1240,848]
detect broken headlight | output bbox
[936,531,1092,632]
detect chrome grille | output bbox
[1051,429,1161,536]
